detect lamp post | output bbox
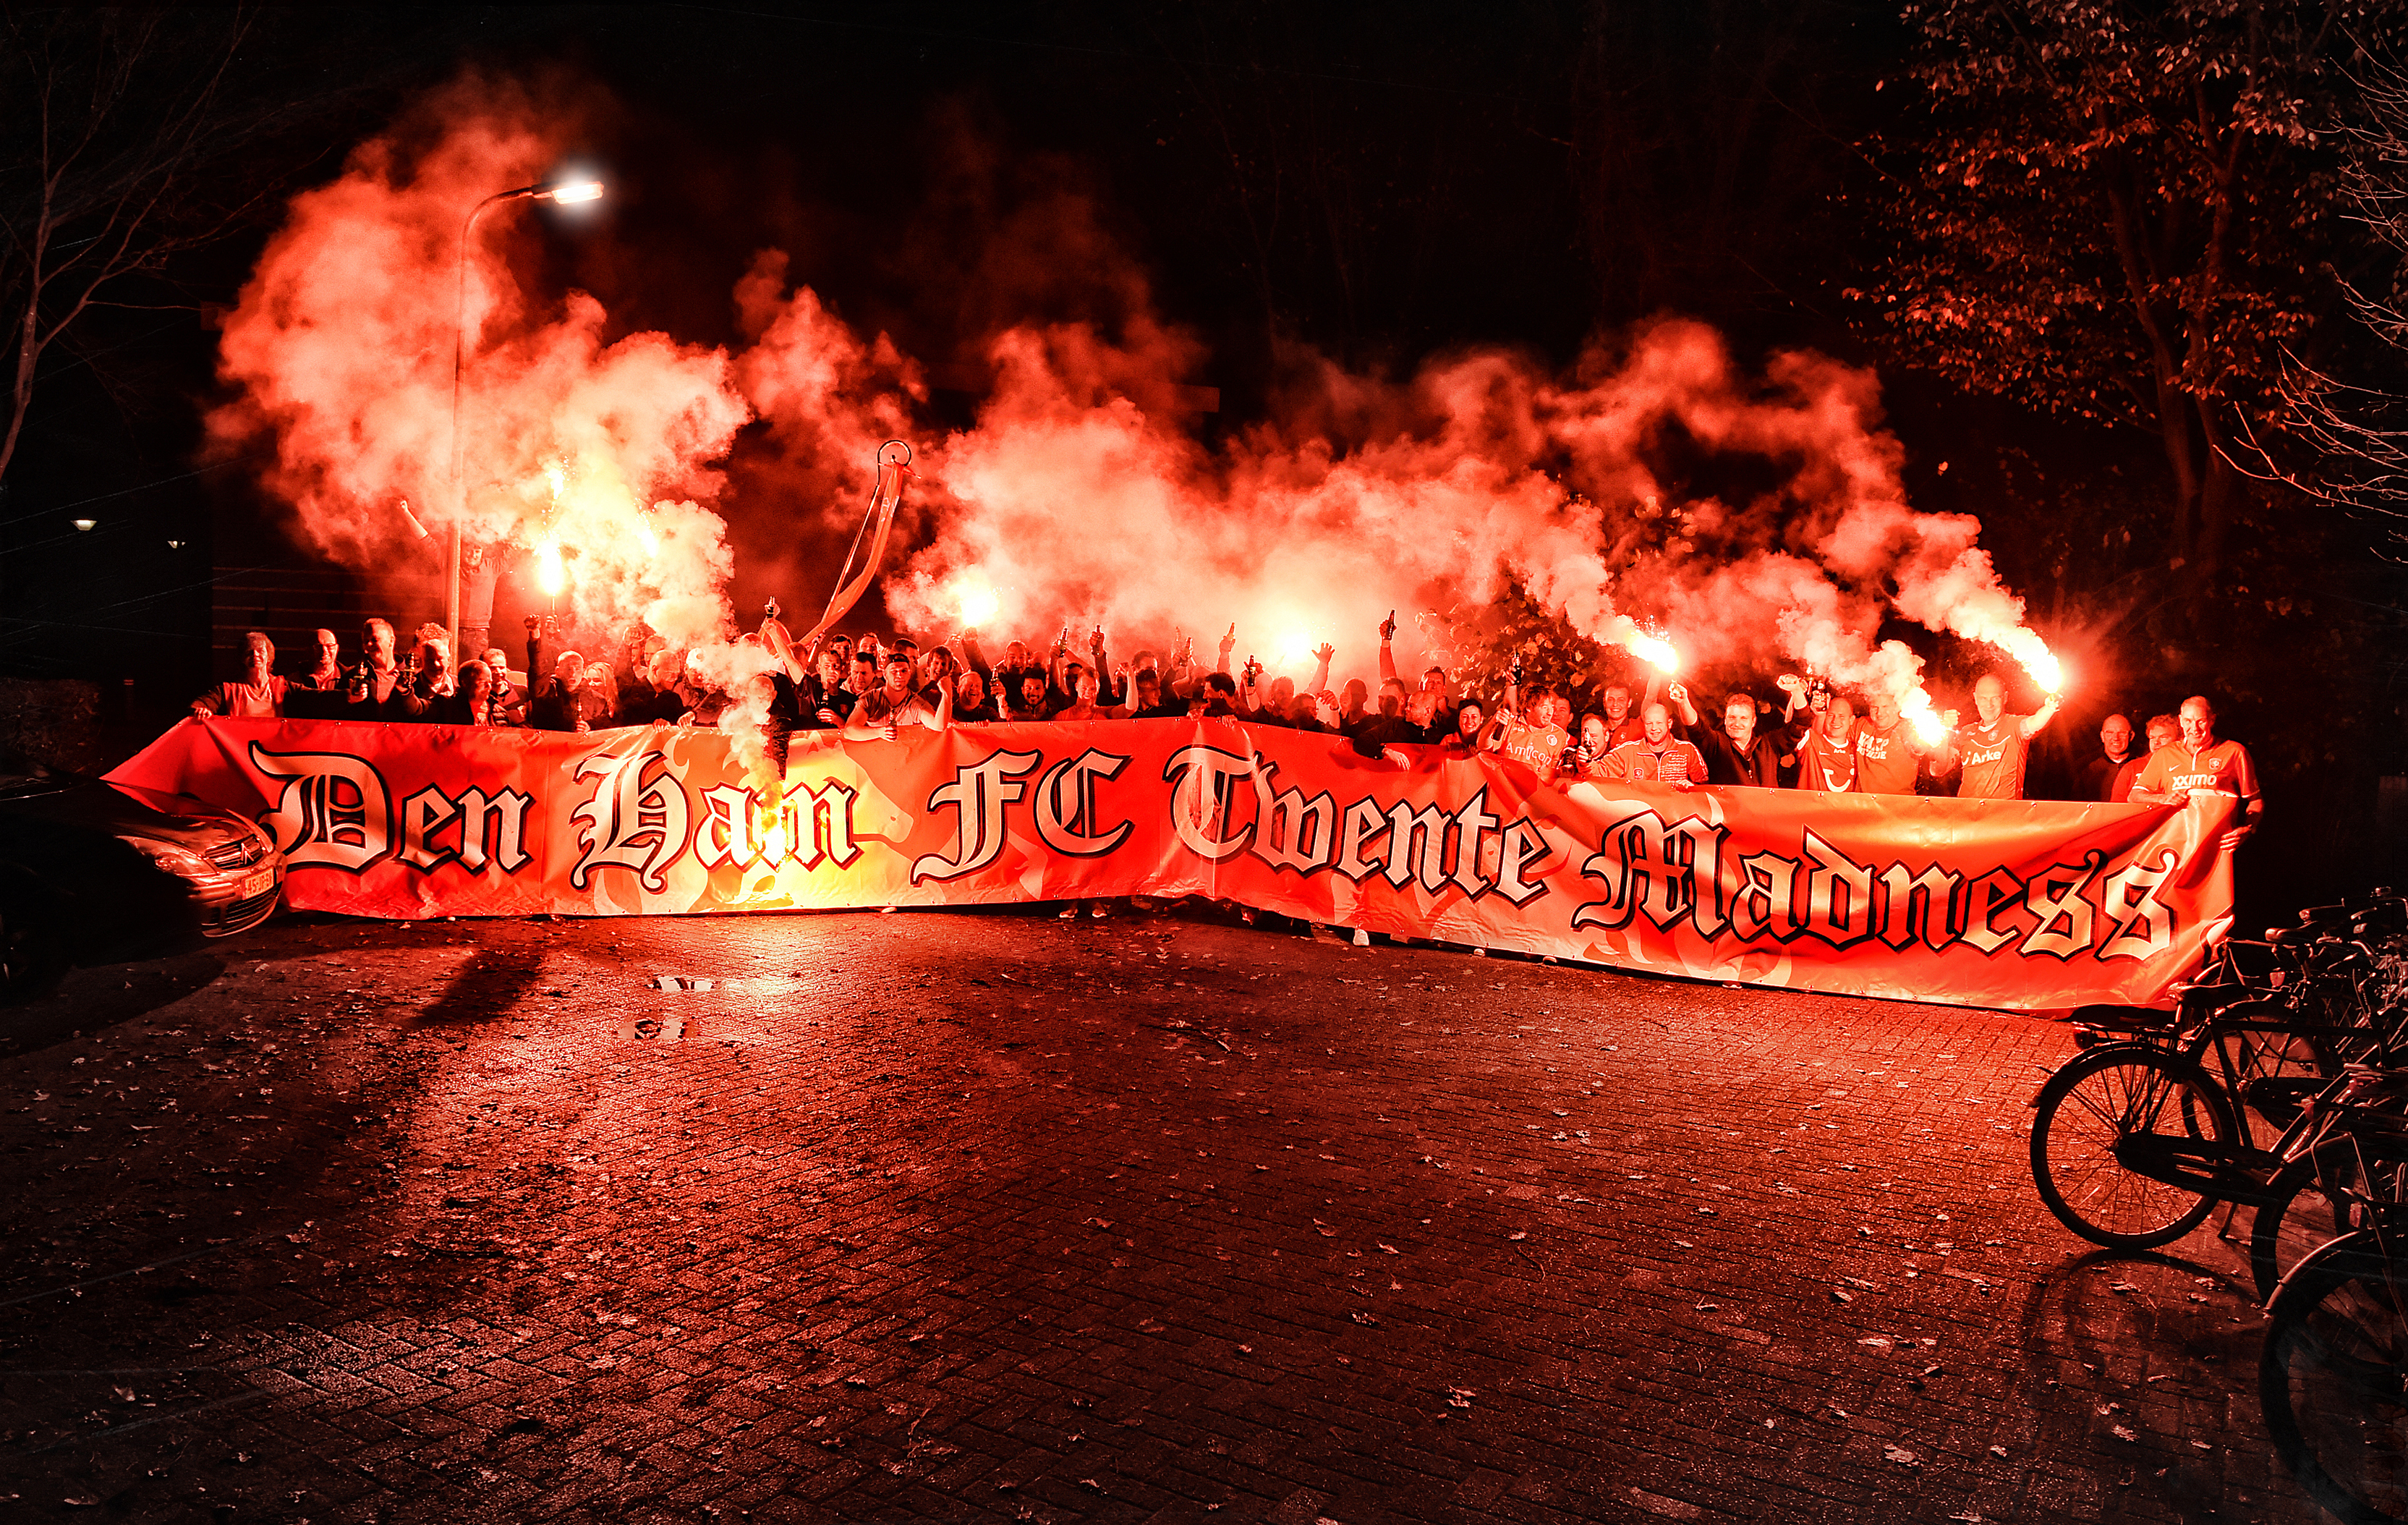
[446,178,604,658]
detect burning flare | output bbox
[1626,634,1680,674]
[952,577,1000,629]
[1901,690,1948,746]
[535,538,566,598]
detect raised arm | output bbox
[760,615,806,684]
[1377,611,1399,685]
[1217,623,1235,676]
[1089,626,1115,704]
[2017,692,2062,740]
[961,629,992,681]
[1774,673,1806,725]
[1667,680,1699,729]
[1309,642,1334,696]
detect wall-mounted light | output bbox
[71,518,95,531]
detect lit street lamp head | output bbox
[544,180,604,204]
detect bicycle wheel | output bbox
[2029,1045,2237,1249]
[2251,1150,2362,1304]
[2253,1147,2408,1304]
[2259,1232,2408,1524]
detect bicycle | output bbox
[2027,894,2405,1275]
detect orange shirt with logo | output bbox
[2128,739,2260,806]
[1851,718,1922,795]
[1954,716,2029,799]
[1795,728,1859,792]
[1497,716,1569,781]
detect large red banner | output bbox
[110,717,2235,1011]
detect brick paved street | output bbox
[0,907,2326,1524]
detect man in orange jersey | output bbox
[1491,679,1570,784]
[1791,693,1860,792]
[2127,695,2262,849]
[1940,674,2060,799]
[1852,691,1939,795]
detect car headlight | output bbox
[117,836,212,877]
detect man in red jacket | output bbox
[1599,702,1708,789]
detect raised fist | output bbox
[1380,611,1397,642]
[1775,674,1802,694]
[1941,708,1960,730]
[1667,681,1688,705]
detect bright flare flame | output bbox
[1278,631,1317,667]
[1628,635,1680,674]
[545,462,567,504]
[547,181,605,205]
[953,579,1000,628]
[2029,649,2065,694]
[635,510,660,556]
[1902,691,1948,746]
[535,538,566,597]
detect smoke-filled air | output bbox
[210,77,2062,749]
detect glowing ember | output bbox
[953,578,1000,629]
[535,538,566,597]
[1628,634,1680,674]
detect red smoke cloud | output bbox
[211,77,2060,730]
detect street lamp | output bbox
[446,177,605,656]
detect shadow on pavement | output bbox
[0,951,227,1057]
[2011,1243,2278,1516]
[411,943,551,1028]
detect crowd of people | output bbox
[188,610,2263,833]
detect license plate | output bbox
[239,868,276,900]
